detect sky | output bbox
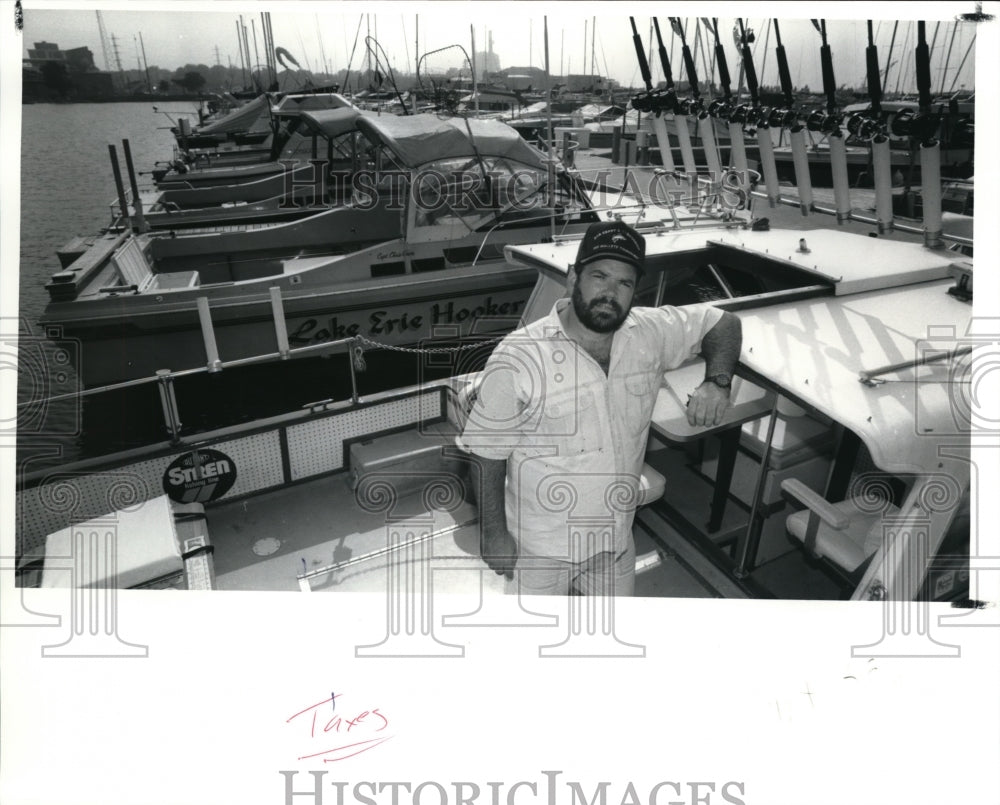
[19,0,978,94]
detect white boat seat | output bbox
[781,478,900,573]
[637,463,666,507]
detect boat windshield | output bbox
[409,155,584,236]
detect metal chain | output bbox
[351,334,503,371]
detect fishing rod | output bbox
[670,17,724,187]
[900,21,943,247]
[846,20,894,232]
[806,20,850,223]
[628,17,676,173]
[730,18,779,208]
[651,18,694,175]
[771,18,812,214]
[708,18,751,188]
[708,19,733,112]
[627,17,681,175]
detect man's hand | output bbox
[481,527,518,580]
[686,380,732,427]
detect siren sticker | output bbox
[163,448,237,504]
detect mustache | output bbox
[589,297,623,313]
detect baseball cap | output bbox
[574,221,646,276]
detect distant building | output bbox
[474,50,501,77]
[23,40,114,101]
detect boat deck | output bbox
[201,451,843,600]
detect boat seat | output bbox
[781,478,900,573]
[107,237,154,293]
[637,463,666,507]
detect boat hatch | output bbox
[711,229,957,295]
[511,234,838,327]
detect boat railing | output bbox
[18,333,363,446]
[749,189,974,249]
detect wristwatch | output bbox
[704,373,732,390]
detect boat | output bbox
[15,181,974,606]
[107,107,370,231]
[169,93,274,150]
[150,92,356,188]
[41,112,672,389]
[14,10,976,611]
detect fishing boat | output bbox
[108,107,369,231]
[15,175,974,606]
[12,14,976,620]
[41,112,671,389]
[151,92,356,188]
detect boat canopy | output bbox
[196,95,269,134]
[271,93,354,117]
[355,114,547,170]
[299,107,364,139]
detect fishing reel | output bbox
[728,103,762,127]
[806,109,844,135]
[677,96,705,117]
[845,113,884,142]
[708,99,735,121]
[763,106,798,129]
[950,117,974,148]
[890,108,940,142]
[630,92,656,113]
[649,88,679,115]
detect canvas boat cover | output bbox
[197,95,269,135]
[299,108,364,139]
[271,93,353,116]
[355,114,548,170]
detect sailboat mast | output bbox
[940,23,959,95]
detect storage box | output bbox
[349,421,464,499]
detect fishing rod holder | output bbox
[890,108,940,143]
[806,109,844,135]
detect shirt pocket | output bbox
[541,386,600,454]
[623,373,659,435]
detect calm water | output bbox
[15,102,472,467]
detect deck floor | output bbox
[204,467,756,598]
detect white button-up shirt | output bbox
[462,298,724,560]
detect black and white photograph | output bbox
[2,1,998,803]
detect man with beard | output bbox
[461,221,741,595]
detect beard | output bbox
[571,283,629,334]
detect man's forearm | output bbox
[701,311,742,377]
[469,455,508,533]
